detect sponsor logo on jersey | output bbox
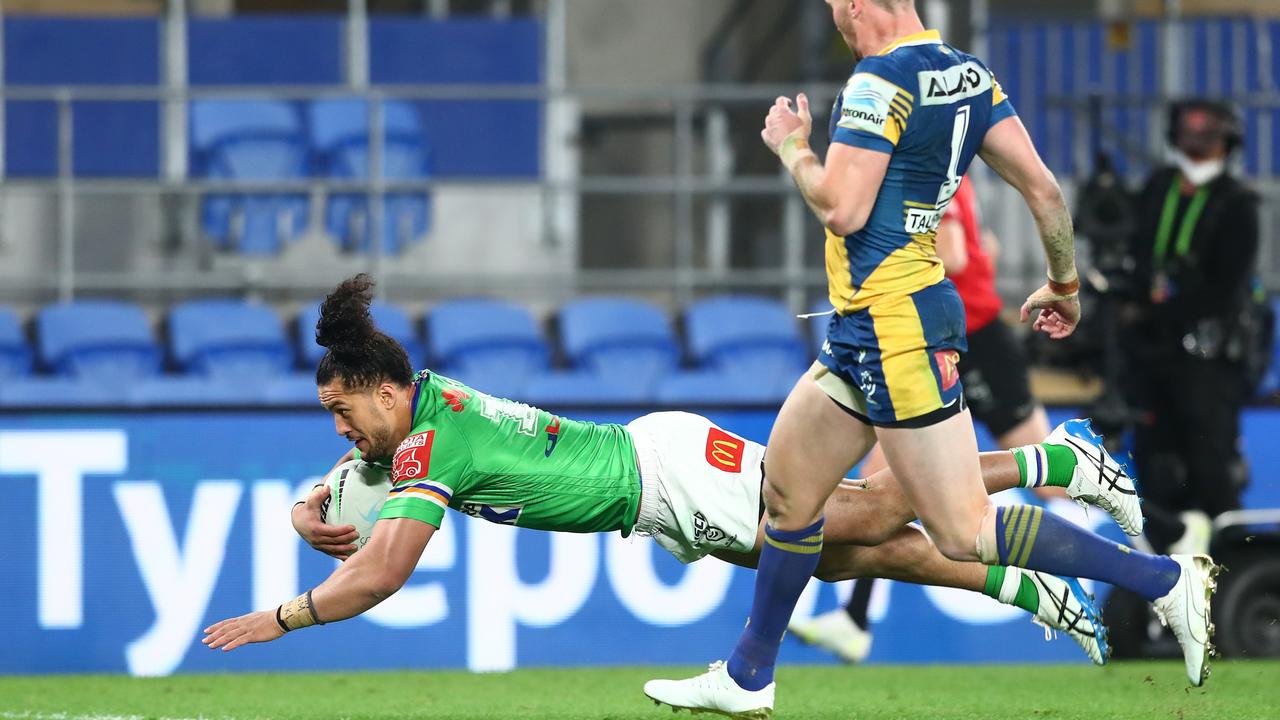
[837,73,897,136]
[393,430,435,484]
[918,62,992,106]
[442,389,470,413]
[704,428,744,473]
[460,502,523,526]
[935,350,961,391]
[544,416,561,458]
[692,511,734,549]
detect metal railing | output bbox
[0,81,843,309]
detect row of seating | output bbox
[192,99,431,256]
[0,296,819,408]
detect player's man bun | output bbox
[315,273,415,389]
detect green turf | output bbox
[0,662,1277,720]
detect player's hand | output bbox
[761,93,813,155]
[1020,284,1081,339]
[202,610,285,652]
[291,484,358,560]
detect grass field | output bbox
[0,661,1277,720]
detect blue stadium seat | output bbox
[309,98,431,255]
[297,301,424,368]
[169,300,292,378]
[37,301,160,380]
[558,297,679,392]
[655,370,787,405]
[0,307,32,378]
[0,377,130,407]
[262,373,325,406]
[190,99,309,255]
[427,299,548,396]
[129,376,267,407]
[522,370,652,406]
[685,296,809,379]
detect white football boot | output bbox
[1152,554,1220,687]
[1046,419,1144,536]
[643,661,774,719]
[1025,571,1109,666]
[787,609,872,663]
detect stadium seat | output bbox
[427,299,549,396]
[0,307,32,378]
[190,99,309,255]
[262,373,325,406]
[36,301,161,380]
[655,369,788,406]
[558,297,679,392]
[128,376,267,407]
[169,299,293,378]
[685,295,809,379]
[522,370,652,406]
[296,301,424,368]
[0,377,131,408]
[309,98,431,255]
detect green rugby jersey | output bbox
[369,371,641,534]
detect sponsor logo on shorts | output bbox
[704,428,745,473]
[393,430,435,484]
[935,350,961,391]
[544,416,561,457]
[692,511,734,549]
[442,389,470,413]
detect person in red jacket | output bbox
[791,175,1063,663]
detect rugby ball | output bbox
[321,459,393,552]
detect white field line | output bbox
[0,707,227,712]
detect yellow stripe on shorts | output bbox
[867,295,942,421]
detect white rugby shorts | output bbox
[626,411,764,563]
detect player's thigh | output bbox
[876,409,990,555]
[763,370,877,527]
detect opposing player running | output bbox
[644,1,1216,714]
[204,275,1137,663]
[790,174,1071,663]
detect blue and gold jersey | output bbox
[825,30,1016,313]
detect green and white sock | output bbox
[983,566,1039,614]
[1011,444,1077,488]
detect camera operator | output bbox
[1122,100,1260,553]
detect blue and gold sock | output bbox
[995,505,1180,601]
[726,517,824,691]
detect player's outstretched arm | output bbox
[979,116,1081,339]
[762,93,890,236]
[203,518,434,651]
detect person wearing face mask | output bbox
[1122,99,1259,556]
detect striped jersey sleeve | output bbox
[831,60,915,153]
[989,74,1017,128]
[378,429,459,528]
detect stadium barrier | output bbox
[3,406,1278,676]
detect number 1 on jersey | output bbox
[937,105,971,208]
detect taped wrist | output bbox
[276,590,323,633]
[779,135,811,169]
[1047,275,1080,296]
